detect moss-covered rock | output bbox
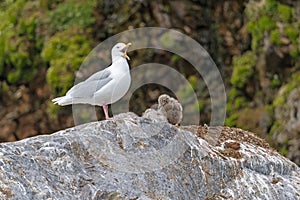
[0,0,42,84]
[226,51,256,126]
[273,73,300,107]
[42,1,96,35]
[42,27,93,95]
[227,0,300,134]
[271,86,300,162]
[245,0,299,55]
[230,51,256,89]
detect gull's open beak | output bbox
[122,42,132,60]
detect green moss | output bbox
[273,72,300,107]
[246,21,263,50]
[228,88,240,100]
[227,95,247,116]
[227,51,257,128]
[284,25,299,44]
[46,100,60,119]
[171,55,180,63]
[258,16,276,32]
[269,120,284,136]
[265,104,274,117]
[270,29,282,45]
[225,113,238,127]
[246,0,298,51]
[226,93,248,127]
[43,27,92,95]
[235,97,247,110]
[279,146,288,156]
[0,0,25,68]
[38,0,64,10]
[264,0,277,14]
[273,94,285,107]
[7,70,22,84]
[277,4,293,22]
[289,48,299,58]
[197,100,204,112]
[0,81,9,92]
[231,51,256,89]
[188,75,198,88]
[0,0,44,85]
[2,0,26,25]
[270,74,281,88]
[44,1,95,35]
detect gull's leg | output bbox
[102,104,113,120]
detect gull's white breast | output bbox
[93,58,131,105]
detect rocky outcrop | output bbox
[0,113,299,199]
[274,87,300,165]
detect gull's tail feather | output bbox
[52,96,73,106]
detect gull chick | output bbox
[52,42,132,119]
[158,94,183,125]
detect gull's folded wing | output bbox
[66,69,112,98]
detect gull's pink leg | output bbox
[102,104,113,120]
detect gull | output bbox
[158,94,183,125]
[52,42,132,119]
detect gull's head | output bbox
[158,94,170,107]
[111,42,132,62]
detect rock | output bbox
[0,113,299,199]
[274,87,300,165]
[142,108,168,123]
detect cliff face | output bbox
[0,113,299,199]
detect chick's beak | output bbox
[122,42,132,60]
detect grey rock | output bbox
[274,87,300,165]
[142,108,168,123]
[0,113,299,199]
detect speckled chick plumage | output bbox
[158,94,183,125]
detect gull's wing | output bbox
[66,69,112,98]
[84,68,111,82]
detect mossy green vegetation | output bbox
[0,0,97,119]
[225,113,238,127]
[230,51,256,89]
[226,51,256,126]
[277,4,293,22]
[246,0,299,53]
[0,0,96,86]
[284,25,298,43]
[43,1,95,35]
[273,72,300,107]
[270,29,281,45]
[0,0,41,84]
[227,0,300,131]
[42,27,93,95]
[41,1,96,95]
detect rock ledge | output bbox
[0,113,299,199]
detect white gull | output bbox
[52,42,132,119]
